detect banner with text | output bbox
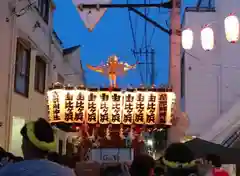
[90,148,134,163]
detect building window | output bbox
[57,74,65,84]
[34,56,46,93]
[37,0,49,24]
[14,40,31,97]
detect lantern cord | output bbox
[185,51,240,71]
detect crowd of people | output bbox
[0,118,230,176]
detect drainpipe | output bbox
[5,1,17,150]
[47,3,54,87]
[219,64,222,114]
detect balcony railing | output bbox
[196,0,215,9]
[221,127,240,147]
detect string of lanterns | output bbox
[182,14,240,50]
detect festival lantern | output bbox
[47,83,176,147]
[224,13,239,43]
[201,25,214,51]
[181,28,194,50]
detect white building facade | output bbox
[51,33,85,156]
[0,0,84,155]
[51,32,84,86]
[182,0,240,144]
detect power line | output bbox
[127,0,144,84]
[132,49,156,86]
[144,0,148,83]
[127,0,170,85]
[149,0,167,45]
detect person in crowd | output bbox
[0,147,23,168]
[20,118,56,160]
[162,143,198,176]
[154,165,165,176]
[130,154,155,176]
[102,163,130,176]
[0,118,76,175]
[0,159,76,176]
[205,154,229,176]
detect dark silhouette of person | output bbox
[130,154,155,176]
[20,118,56,160]
[163,143,198,176]
[0,118,76,176]
[0,147,23,168]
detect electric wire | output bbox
[144,0,148,84]
[127,0,170,86]
[127,0,144,84]
[149,0,168,46]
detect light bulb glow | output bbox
[147,139,153,146]
[224,14,239,43]
[201,26,214,51]
[182,28,194,50]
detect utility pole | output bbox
[151,48,155,85]
[168,0,189,144]
[132,48,155,86]
[169,0,181,116]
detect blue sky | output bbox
[53,0,197,87]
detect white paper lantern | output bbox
[201,26,214,51]
[182,28,194,50]
[224,14,239,43]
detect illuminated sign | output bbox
[90,148,134,163]
[102,155,119,161]
[47,86,176,125]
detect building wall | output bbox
[215,0,240,113]
[183,0,240,136]
[63,48,84,85]
[0,0,53,152]
[0,0,84,154]
[50,42,85,154]
[51,39,66,84]
[51,42,84,86]
[0,0,15,149]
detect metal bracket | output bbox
[77,1,172,10]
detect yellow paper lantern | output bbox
[224,14,239,43]
[47,85,176,126]
[182,28,194,50]
[201,26,214,51]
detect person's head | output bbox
[163,143,198,176]
[20,118,56,160]
[130,154,155,176]
[205,154,221,168]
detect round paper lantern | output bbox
[182,28,194,50]
[201,26,214,51]
[224,14,239,43]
